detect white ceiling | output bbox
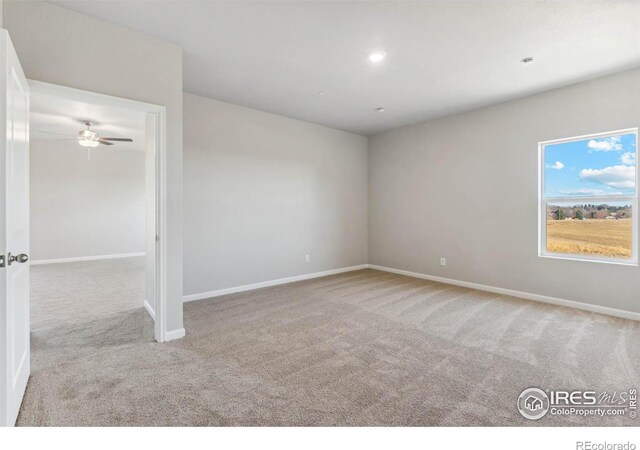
[52,1,640,136]
[31,91,146,152]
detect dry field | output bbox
[546,219,632,259]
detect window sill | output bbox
[538,253,638,267]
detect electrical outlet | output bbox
[440,257,446,266]
[305,254,311,263]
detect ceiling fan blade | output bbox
[101,137,133,142]
[98,139,114,146]
[38,130,76,137]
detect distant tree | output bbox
[554,208,566,220]
[575,209,584,220]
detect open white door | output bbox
[0,29,30,427]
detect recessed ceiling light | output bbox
[375,107,385,113]
[317,91,326,95]
[369,52,386,63]
[521,57,534,64]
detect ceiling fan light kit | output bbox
[39,120,134,149]
[78,127,100,147]
[78,138,99,148]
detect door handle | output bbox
[7,252,28,265]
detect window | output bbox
[539,129,638,265]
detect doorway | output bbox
[28,81,169,342]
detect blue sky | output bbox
[544,132,636,198]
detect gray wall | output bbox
[183,93,368,296]
[369,68,640,314]
[30,140,145,261]
[4,1,184,333]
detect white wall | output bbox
[144,114,156,317]
[183,93,368,296]
[30,140,145,261]
[4,1,184,334]
[369,68,640,315]
[6,1,637,323]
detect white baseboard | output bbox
[183,264,369,303]
[30,252,146,265]
[144,300,155,321]
[181,262,639,322]
[164,328,185,342]
[368,264,640,322]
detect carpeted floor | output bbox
[18,258,640,426]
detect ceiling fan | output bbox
[39,121,134,148]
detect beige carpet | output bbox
[18,259,640,426]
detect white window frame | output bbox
[538,128,638,266]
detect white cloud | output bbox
[621,152,636,165]
[587,136,623,152]
[579,165,635,189]
[546,161,564,170]
[557,188,623,196]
